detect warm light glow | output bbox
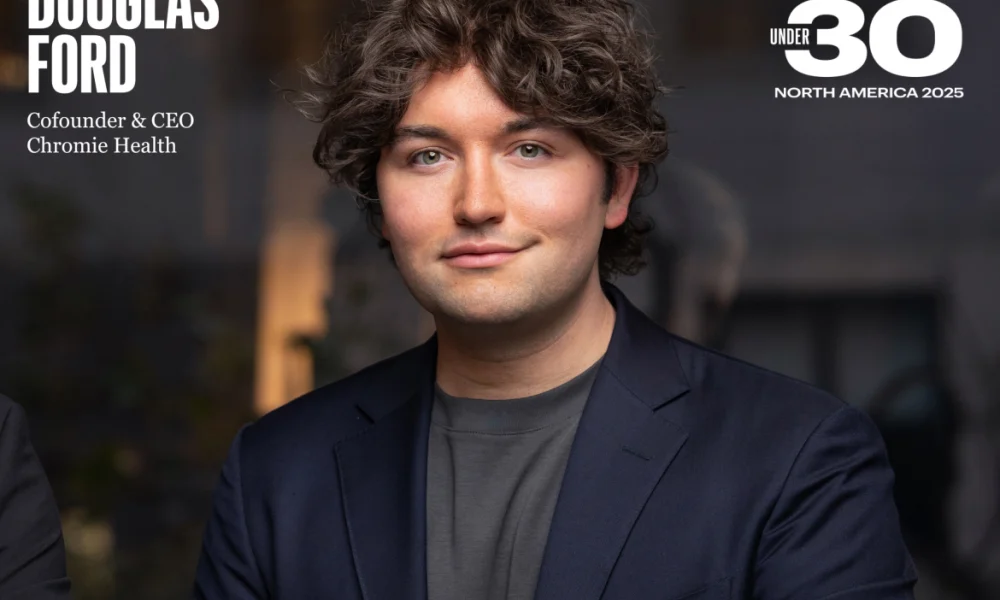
[0,51,28,90]
[254,221,335,415]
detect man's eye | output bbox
[516,144,547,159]
[412,150,443,166]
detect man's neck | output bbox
[433,277,616,400]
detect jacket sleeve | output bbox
[194,424,268,599]
[0,398,72,599]
[754,404,919,600]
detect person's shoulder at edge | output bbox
[0,394,73,599]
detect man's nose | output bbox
[453,152,506,226]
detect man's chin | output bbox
[440,302,529,327]
[426,291,537,328]
[406,276,550,326]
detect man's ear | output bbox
[605,164,639,229]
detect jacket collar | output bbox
[335,282,692,600]
[533,282,691,600]
[599,281,691,410]
[349,282,691,422]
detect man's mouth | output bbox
[441,242,524,268]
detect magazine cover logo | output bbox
[771,0,964,99]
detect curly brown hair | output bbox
[297,0,670,280]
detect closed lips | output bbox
[442,243,520,258]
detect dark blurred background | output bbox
[1,0,998,598]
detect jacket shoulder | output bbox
[669,333,849,431]
[665,335,883,497]
[239,342,427,455]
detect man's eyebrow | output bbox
[501,116,563,135]
[387,125,453,147]
[387,116,563,147]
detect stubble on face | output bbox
[375,63,616,332]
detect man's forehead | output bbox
[391,64,566,137]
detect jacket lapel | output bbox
[333,338,436,600]
[533,284,692,600]
[332,284,691,600]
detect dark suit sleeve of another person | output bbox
[0,396,72,599]
[754,404,918,599]
[194,425,267,600]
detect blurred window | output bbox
[714,292,940,411]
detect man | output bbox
[195,0,917,598]
[0,395,72,599]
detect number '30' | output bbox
[787,0,963,77]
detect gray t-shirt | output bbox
[426,358,602,600]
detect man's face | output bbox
[376,63,633,326]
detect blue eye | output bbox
[412,150,443,165]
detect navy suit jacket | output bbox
[194,284,917,600]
